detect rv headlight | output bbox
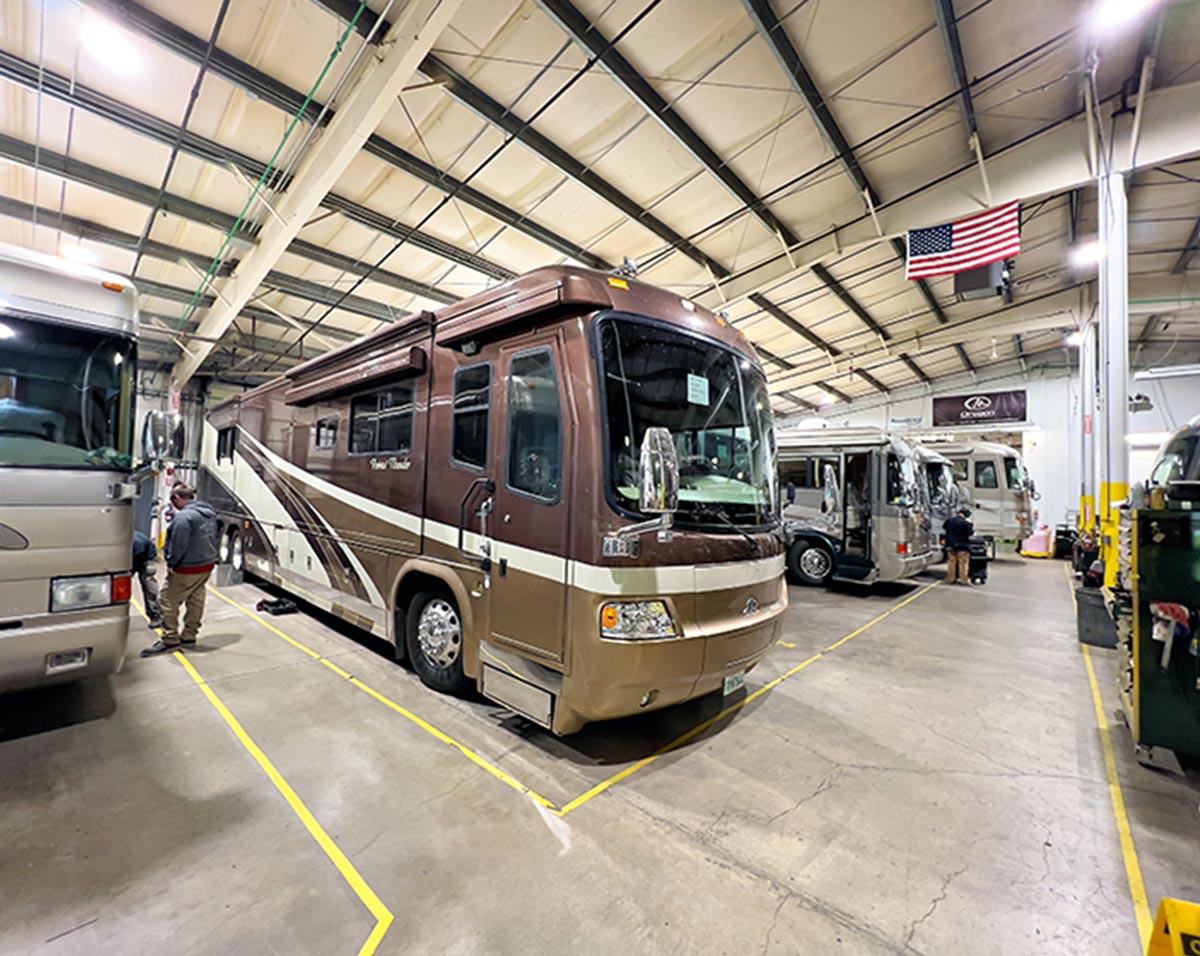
[600,600,678,641]
[50,574,114,612]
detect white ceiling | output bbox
[1,0,1198,407]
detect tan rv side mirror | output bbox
[639,427,679,514]
[142,410,185,463]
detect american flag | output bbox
[905,200,1021,280]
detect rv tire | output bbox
[788,539,833,587]
[407,589,471,695]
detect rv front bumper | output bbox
[554,577,788,735]
[0,606,129,693]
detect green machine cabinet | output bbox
[1128,509,1200,758]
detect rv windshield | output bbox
[927,461,957,506]
[886,453,921,507]
[0,312,136,470]
[1003,456,1025,490]
[599,316,778,528]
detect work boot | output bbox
[141,640,181,657]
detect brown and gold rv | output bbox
[200,266,786,734]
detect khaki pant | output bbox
[160,569,212,644]
[945,550,971,584]
[136,557,162,624]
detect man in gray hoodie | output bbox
[142,483,220,656]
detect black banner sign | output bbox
[932,389,1027,426]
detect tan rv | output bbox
[200,267,786,734]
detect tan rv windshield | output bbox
[0,312,136,470]
[598,315,778,528]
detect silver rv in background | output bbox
[933,440,1036,547]
[777,427,937,586]
[0,244,147,690]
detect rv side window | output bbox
[216,426,237,463]
[817,457,838,488]
[950,458,968,481]
[779,459,810,489]
[506,349,562,502]
[975,460,999,489]
[1003,456,1023,489]
[452,364,491,470]
[350,385,414,455]
[314,417,338,450]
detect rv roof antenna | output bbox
[612,256,639,279]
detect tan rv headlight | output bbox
[600,601,678,641]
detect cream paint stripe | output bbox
[556,581,939,816]
[233,428,783,596]
[1065,565,1154,943]
[131,597,392,955]
[205,587,560,811]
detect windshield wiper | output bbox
[694,503,762,559]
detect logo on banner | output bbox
[963,395,992,411]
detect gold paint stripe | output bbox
[556,582,939,816]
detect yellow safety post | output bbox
[1145,899,1200,956]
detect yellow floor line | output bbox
[130,597,392,955]
[198,580,936,819]
[1066,563,1154,945]
[206,586,559,811]
[556,581,940,816]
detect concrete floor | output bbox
[1,559,1196,955]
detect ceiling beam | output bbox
[84,0,608,272]
[748,296,841,356]
[693,78,1200,310]
[817,381,853,404]
[0,51,490,290]
[853,368,890,394]
[1012,334,1028,372]
[739,0,944,328]
[1173,214,1200,274]
[810,264,891,340]
[173,0,465,387]
[931,0,977,142]
[899,352,932,385]
[954,342,976,372]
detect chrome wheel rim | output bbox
[417,599,462,669]
[231,533,244,572]
[800,547,831,580]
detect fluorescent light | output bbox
[59,242,98,265]
[1070,240,1106,269]
[1064,329,1085,347]
[80,11,142,76]
[1125,431,1172,447]
[1092,0,1156,29]
[1135,364,1200,380]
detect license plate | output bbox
[723,671,746,696]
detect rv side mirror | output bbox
[142,410,185,463]
[786,481,796,505]
[639,427,679,514]
[821,463,840,516]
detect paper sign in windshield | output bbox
[687,373,710,406]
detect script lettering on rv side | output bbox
[369,456,412,471]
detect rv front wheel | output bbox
[407,590,471,695]
[789,540,833,586]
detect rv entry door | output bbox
[488,336,571,665]
[844,452,871,561]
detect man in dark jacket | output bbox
[943,507,974,586]
[132,531,162,628]
[142,483,221,656]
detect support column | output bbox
[1097,171,1129,586]
[1079,320,1096,529]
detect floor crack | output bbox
[903,865,967,952]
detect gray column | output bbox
[1079,320,1096,529]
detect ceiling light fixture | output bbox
[80,11,142,76]
[1064,329,1085,347]
[59,242,98,265]
[1092,0,1156,30]
[1069,240,1106,269]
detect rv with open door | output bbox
[777,427,936,586]
[199,266,786,735]
[0,244,141,690]
[935,440,1036,548]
